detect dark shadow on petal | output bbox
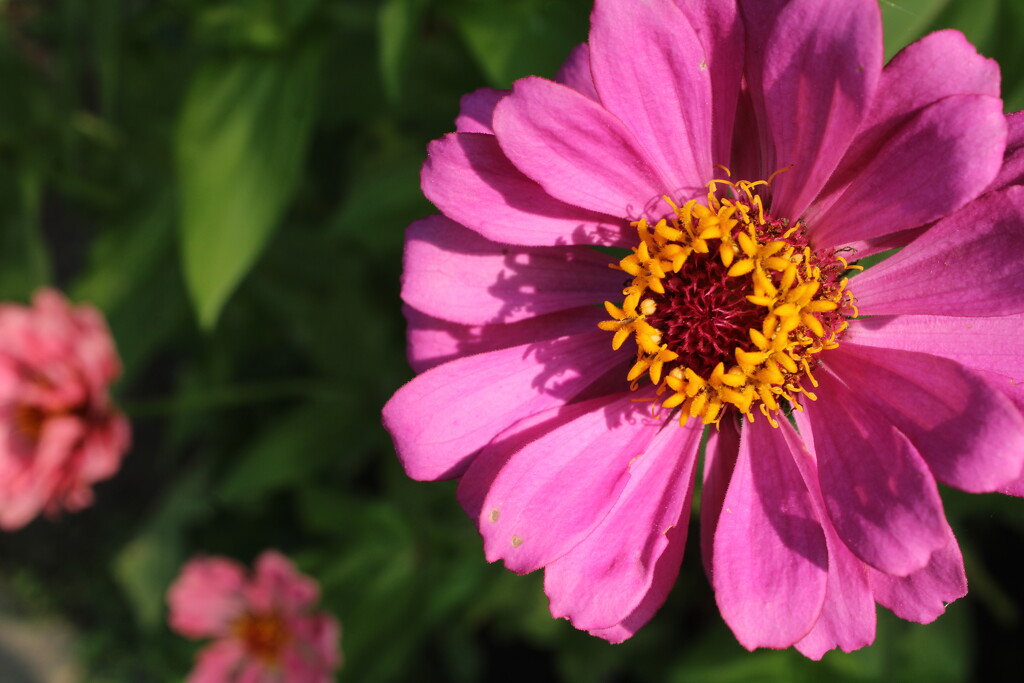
[457,390,662,518]
[453,133,631,246]
[750,424,828,571]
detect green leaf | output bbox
[885,604,971,683]
[0,164,50,299]
[177,48,320,329]
[74,192,174,312]
[1004,80,1024,114]
[0,47,54,297]
[73,192,193,380]
[92,0,120,116]
[332,135,431,253]
[447,0,590,87]
[879,0,953,58]
[113,463,213,630]
[988,2,1024,113]
[196,0,324,49]
[881,0,1024,110]
[379,0,429,102]
[217,398,356,507]
[931,0,1000,52]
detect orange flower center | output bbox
[12,403,46,442]
[233,611,291,664]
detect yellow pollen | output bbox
[598,176,858,427]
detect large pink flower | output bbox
[167,550,341,682]
[384,0,1024,658]
[0,288,130,529]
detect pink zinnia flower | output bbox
[384,0,1024,658]
[167,550,341,682]
[0,288,130,529]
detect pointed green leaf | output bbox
[177,48,319,329]
[379,0,428,101]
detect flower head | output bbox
[384,0,1024,657]
[0,288,130,529]
[167,550,341,682]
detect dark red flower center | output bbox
[599,178,859,426]
[12,403,46,442]
[644,252,765,379]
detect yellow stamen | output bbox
[598,171,857,426]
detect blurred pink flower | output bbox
[168,550,341,682]
[384,0,1024,658]
[0,288,129,529]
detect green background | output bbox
[0,0,1021,680]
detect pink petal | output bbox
[837,29,1000,175]
[816,29,1001,231]
[493,76,672,219]
[824,343,1024,492]
[167,557,246,639]
[404,305,604,373]
[989,111,1024,193]
[738,0,793,67]
[555,44,598,101]
[543,417,703,631]
[792,401,816,448]
[759,0,882,219]
[700,416,740,578]
[422,132,629,247]
[300,613,343,671]
[455,88,506,134]
[402,214,622,325]
[841,226,926,262]
[785,424,879,659]
[0,416,86,530]
[848,313,1024,380]
[808,94,1005,247]
[68,301,123,394]
[1001,475,1024,498]
[882,28,1000,101]
[807,368,949,576]
[726,89,765,204]
[383,331,623,481]
[246,550,319,615]
[186,640,246,683]
[736,0,794,178]
[869,527,966,623]
[477,392,664,574]
[997,377,1024,412]
[281,657,334,683]
[75,412,131,483]
[852,185,1024,317]
[673,0,743,165]
[585,531,694,643]
[36,417,88,472]
[233,661,267,683]
[794,530,876,660]
[0,289,127,528]
[713,417,828,650]
[282,614,342,682]
[457,397,609,522]
[452,358,666,518]
[589,0,712,199]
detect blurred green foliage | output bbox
[0,0,1020,681]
